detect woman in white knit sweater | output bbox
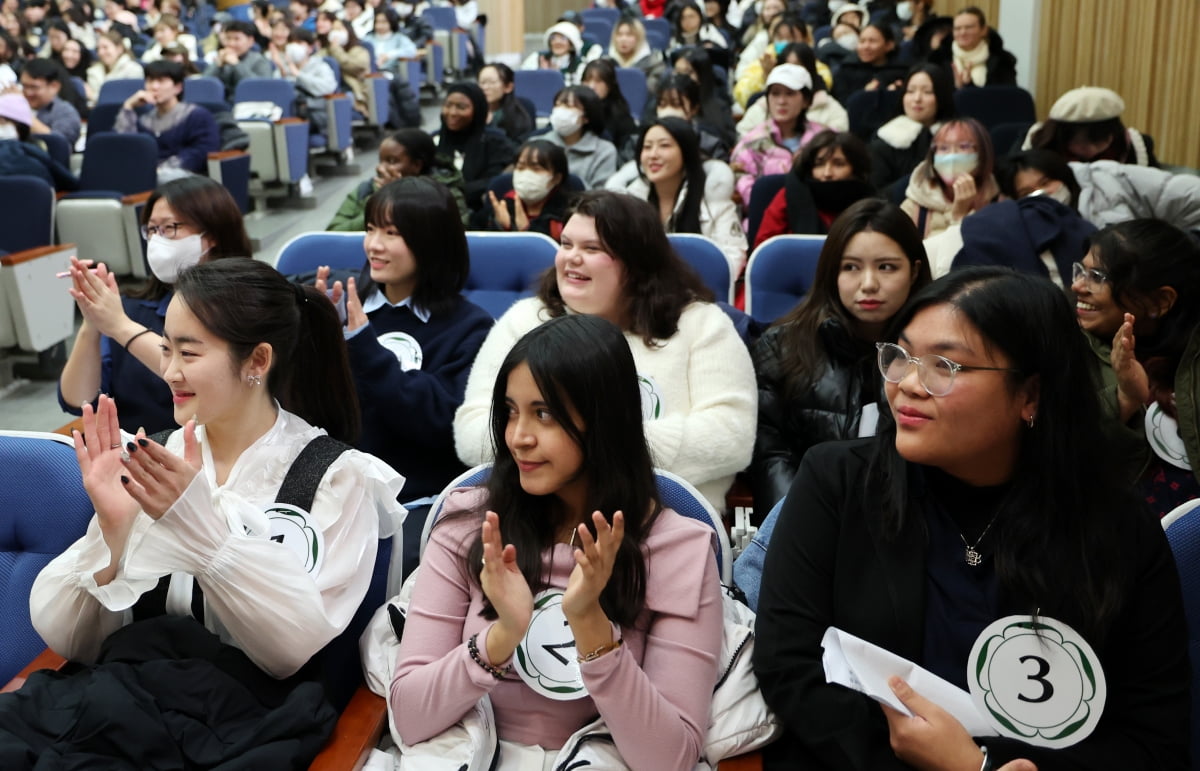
[453,191,756,512]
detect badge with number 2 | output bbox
[968,615,1106,748]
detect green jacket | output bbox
[1086,330,1151,484]
[326,166,470,231]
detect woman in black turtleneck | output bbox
[435,81,517,214]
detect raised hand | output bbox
[950,174,977,220]
[74,396,141,550]
[1112,312,1149,422]
[488,190,512,231]
[479,511,534,662]
[344,276,368,331]
[562,511,624,621]
[68,257,128,339]
[118,419,201,519]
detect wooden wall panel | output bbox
[1036,0,1199,168]
[478,0,523,56]
[931,0,1000,27]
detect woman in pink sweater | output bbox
[391,313,724,770]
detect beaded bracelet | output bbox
[467,633,510,680]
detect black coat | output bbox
[869,122,933,192]
[750,317,879,518]
[928,28,1017,87]
[754,439,1191,770]
[832,56,910,105]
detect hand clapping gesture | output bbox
[314,266,367,331]
[479,511,534,662]
[68,257,128,339]
[118,418,202,519]
[1112,312,1149,422]
[562,511,624,621]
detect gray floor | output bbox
[0,100,446,434]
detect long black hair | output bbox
[467,314,661,627]
[637,117,706,234]
[538,191,714,346]
[362,176,469,316]
[175,257,360,442]
[870,267,1133,643]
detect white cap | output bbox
[765,63,813,92]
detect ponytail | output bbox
[175,259,360,442]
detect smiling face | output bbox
[477,65,509,106]
[1070,248,1125,338]
[640,124,684,186]
[556,214,627,325]
[836,230,918,339]
[60,39,82,68]
[504,362,587,506]
[903,71,937,124]
[548,31,571,57]
[441,91,474,132]
[856,25,892,64]
[886,303,1036,486]
[96,35,122,67]
[952,11,985,50]
[154,22,177,45]
[377,137,422,177]
[363,213,417,303]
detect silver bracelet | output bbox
[979,745,992,771]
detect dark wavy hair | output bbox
[868,266,1134,644]
[637,117,706,234]
[175,257,360,442]
[795,130,871,182]
[362,176,469,316]
[463,314,662,627]
[774,198,930,396]
[538,191,714,346]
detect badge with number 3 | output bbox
[968,615,1106,748]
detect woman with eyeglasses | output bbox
[901,118,998,238]
[58,176,252,434]
[1072,219,1200,517]
[753,266,1190,770]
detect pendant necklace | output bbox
[957,511,1000,566]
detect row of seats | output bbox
[272,229,823,324]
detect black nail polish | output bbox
[137,438,149,447]
[126,441,137,452]
[120,475,130,484]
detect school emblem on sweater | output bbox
[968,616,1106,748]
[377,331,424,371]
[638,374,663,420]
[514,591,587,700]
[260,504,325,575]
[1145,402,1190,470]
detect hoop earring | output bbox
[1026,414,1035,428]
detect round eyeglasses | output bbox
[1071,261,1109,288]
[876,342,1021,397]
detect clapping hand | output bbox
[118,419,201,519]
[479,511,534,662]
[562,511,624,620]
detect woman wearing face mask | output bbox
[315,12,370,115]
[454,190,756,513]
[542,86,617,190]
[86,29,143,107]
[813,5,864,71]
[486,139,572,239]
[625,117,747,276]
[735,43,847,137]
[733,16,832,110]
[731,63,828,208]
[831,23,907,105]
[901,118,997,238]
[869,63,955,193]
[580,59,638,163]
[435,81,516,213]
[327,128,468,231]
[0,91,79,190]
[1024,86,1158,168]
[748,199,929,523]
[754,130,876,246]
[478,62,532,143]
[58,176,253,434]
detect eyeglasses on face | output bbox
[933,142,978,154]
[1071,261,1109,287]
[876,342,1020,397]
[140,222,186,240]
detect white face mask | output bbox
[328,29,348,47]
[836,31,859,51]
[895,1,913,21]
[512,168,554,203]
[0,123,17,140]
[394,2,413,17]
[285,42,308,64]
[828,0,848,12]
[1027,184,1073,206]
[147,233,206,283]
[932,152,978,185]
[656,106,688,120]
[549,106,583,137]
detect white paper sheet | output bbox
[821,626,997,737]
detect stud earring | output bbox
[1026,414,1035,428]
[247,374,262,386]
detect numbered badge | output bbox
[1145,402,1191,470]
[968,615,1106,748]
[514,591,588,701]
[377,331,424,371]
[260,504,325,574]
[638,374,664,421]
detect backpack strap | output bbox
[917,206,930,237]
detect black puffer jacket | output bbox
[927,28,1017,87]
[750,316,881,520]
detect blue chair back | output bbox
[274,231,366,275]
[643,17,670,50]
[226,2,254,22]
[616,67,648,115]
[70,76,87,102]
[1165,504,1200,770]
[667,233,733,304]
[324,55,343,87]
[30,132,71,169]
[84,102,123,137]
[580,7,619,27]
[233,78,298,117]
[745,235,826,324]
[953,85,1036,131]
[95,78,144,106]
[0,432,94,685]
[746,173,787,247]
[359,39,379,73]
[421,6,456,30]
[421,464,730,582]
[583,18,613,53]
[513,69,565,119]
[183,76,227,105]
[464,231,558,318]
[0,176,55,253]
[78,133,158,195]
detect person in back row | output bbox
[116,60,221,182]
[205,19,273,100]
